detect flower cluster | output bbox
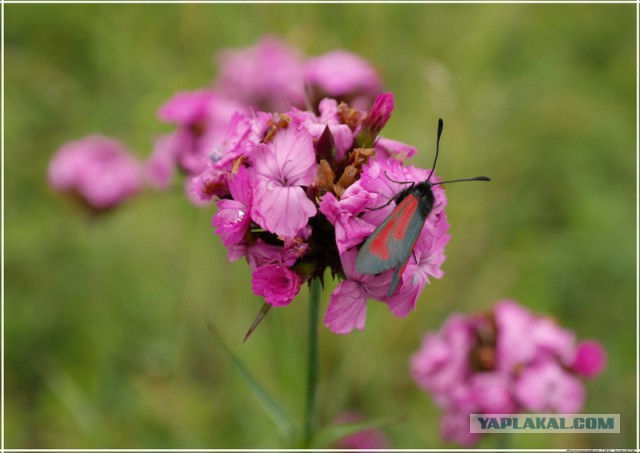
[146,36,383,199]
[410,300,607,446]
[193,92,451,334]
[48,135,143,212]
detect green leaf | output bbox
[313,415,405,448]
[207,323,297,442]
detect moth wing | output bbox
[356,193,428,276]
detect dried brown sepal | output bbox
[315,159,336,193]
[334,165,358,198]
[263,114,291,143]
[337,102,365,131]
[350,147,375,169]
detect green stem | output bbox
[302,278,322,448]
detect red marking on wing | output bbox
[392,195,418,240]
[369,195,418,261]
[370,218,394,260]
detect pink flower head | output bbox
[215,36,305,112]
[250,125,318,238]
[304,50,382,108]
[194,88,450,332]
[411,300,607,446]
[571,340,607,378]
[251,264,302,307]
[48,135,142,211]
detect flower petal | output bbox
[252,180,317,237]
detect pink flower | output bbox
[251,264,302,307]
[189,161,230,203]
[157,89,214,124]
[467,372,516,414]
[304,50,382,107]
[48,135,142,210]
[494,300,538,371]
[155,90,248,179]
[572,340,607,378]
[412,301,607,446]
[324,248,392,334]
[356,92,394,147]
[215,36,305,112]
[514,360,585,413]
[212,167,252,247]
[410,314,473,394]
[250,126,318,238]
[318,184,377,254]
[375,137,417,160]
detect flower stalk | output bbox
[302,277,322,447]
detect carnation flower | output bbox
[194,92,454,334]
[48,135,142,211]
[410,300,607,446]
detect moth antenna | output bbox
[426,118,444,183]
[383,170,414,185]
[431,176,491,186]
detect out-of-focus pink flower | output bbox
[572,340,607,378]
[189,161,230,202]
[333,412,390,450]
[157,89,214,124]
[304,50,382,108]
[48,135,142,211]
[440,411,482,447]
[411,314,473,394]
[250,126,317,238]
[514,360,585,413]
[375,137,417,160]
[411,301,606,446]
[251,264,302,307]
[215,36,305,112]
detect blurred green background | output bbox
[5,3,636,449]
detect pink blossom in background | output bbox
[411,300,607,446]
[333,412,390,450]
[215,36,306,112]
[48,135,142,211]
[304,50,383,109]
